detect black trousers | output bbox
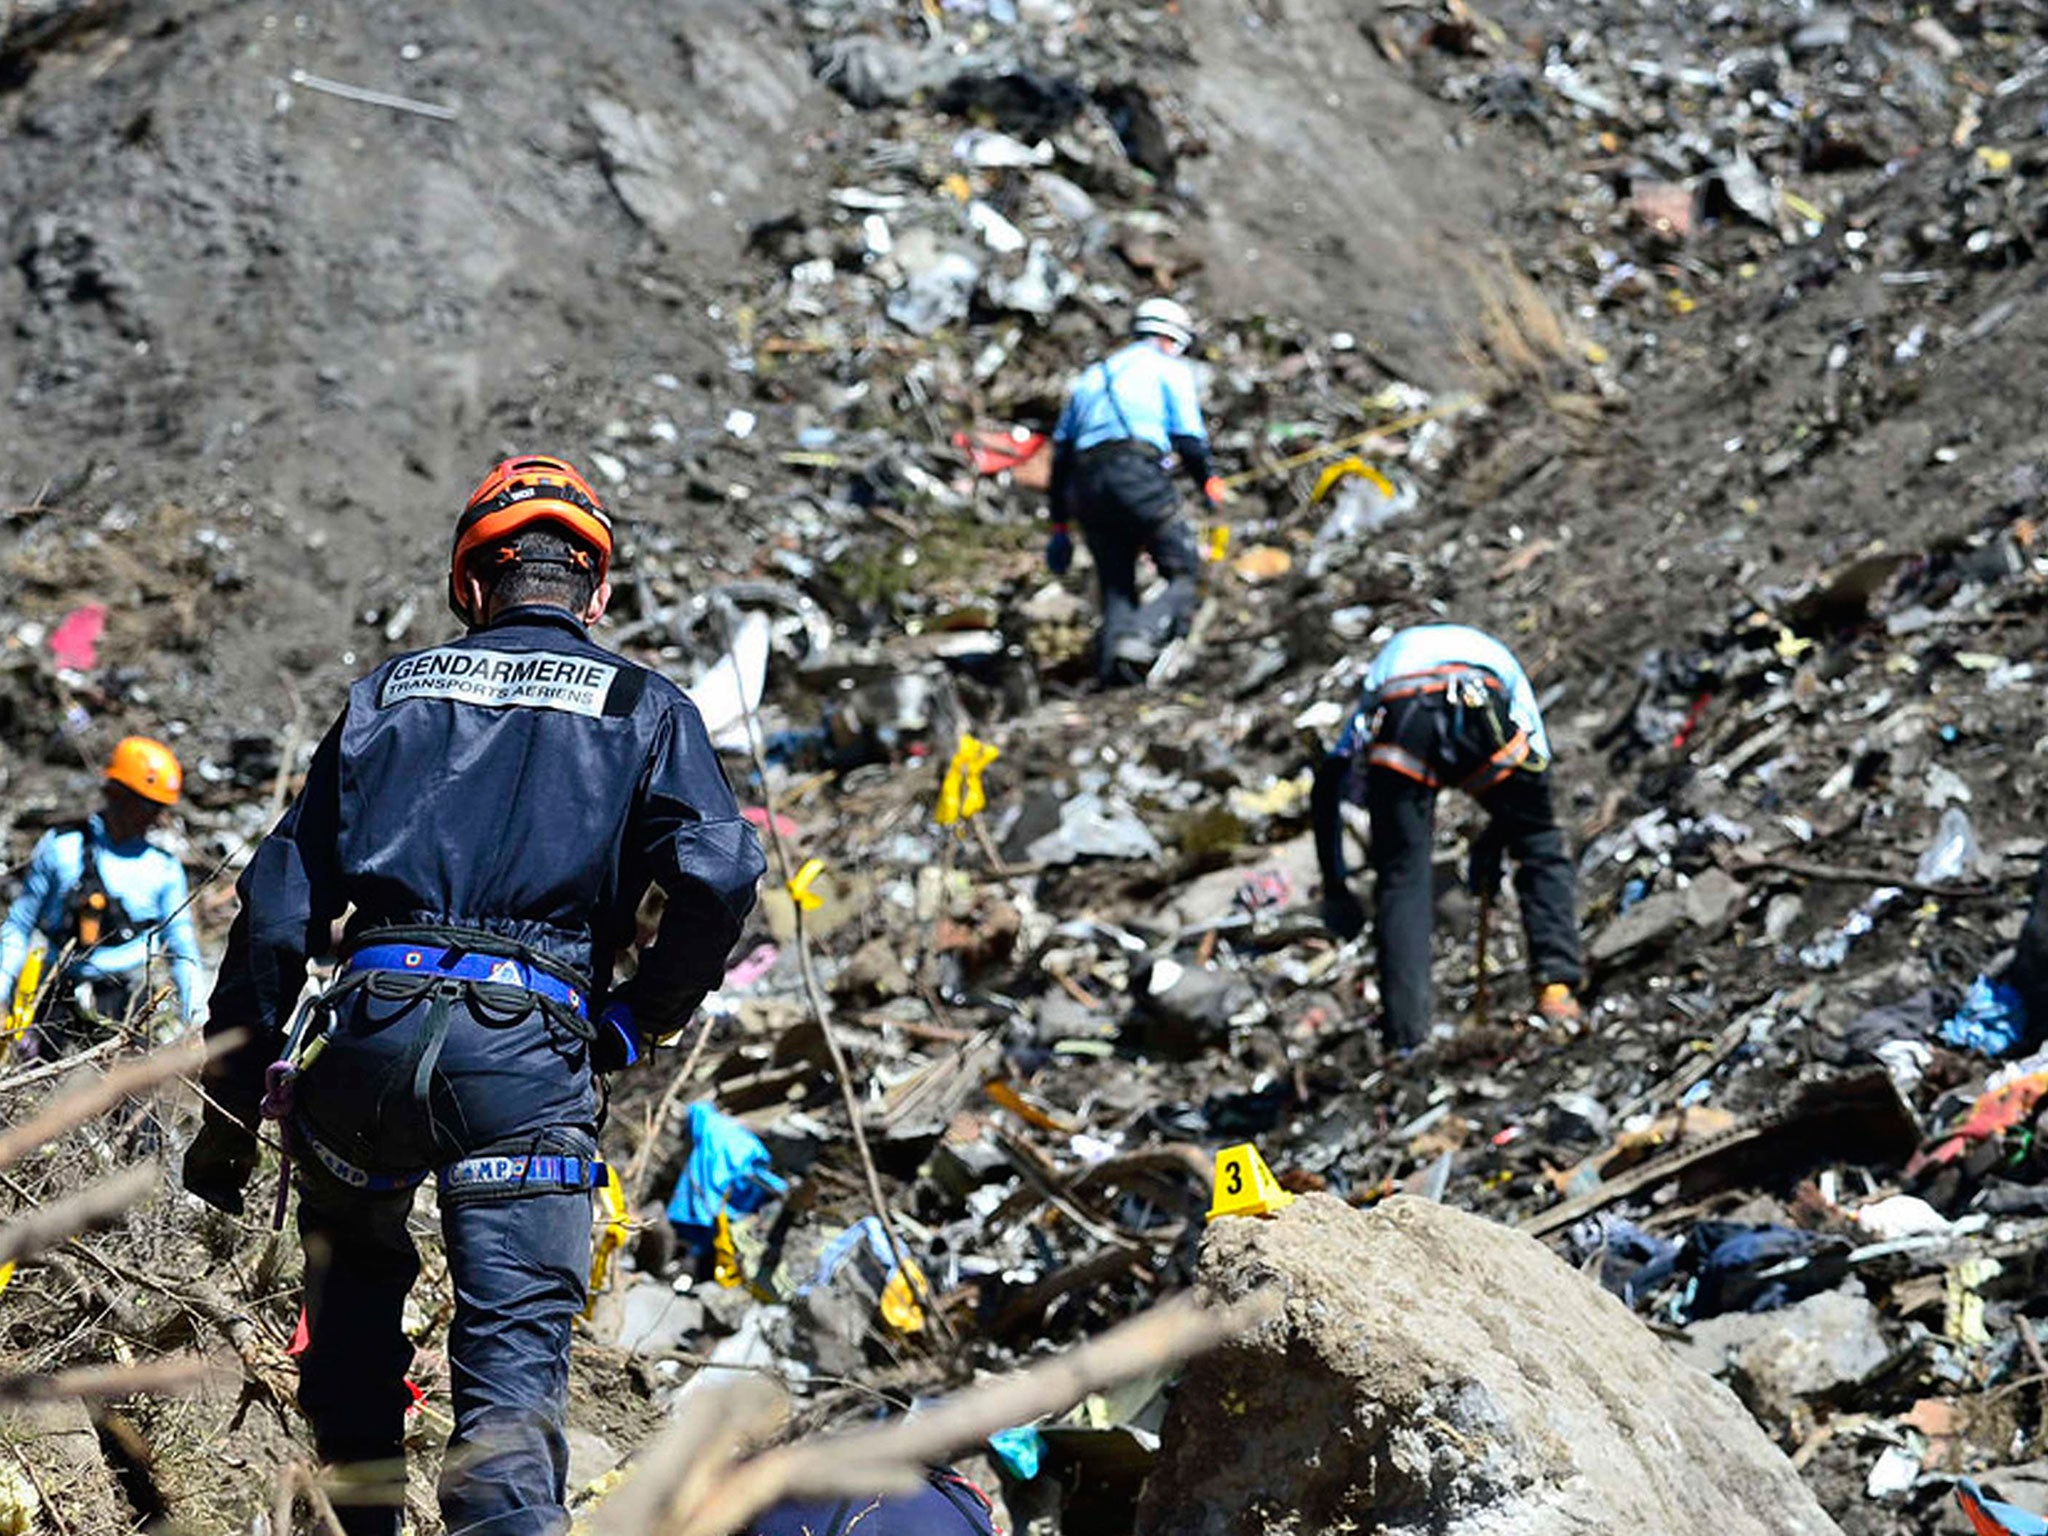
[2001,853,2048,1054]
[1072,447,1200,683]
[1367,695,1581,1046]
[26,972,141,1058]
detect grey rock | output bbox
[1135,957,1256,1059]
[612,1279,705,1358]
[1787,11,1853,54]
[1727,1288,1892,1431]
[1590,870,1746,964]
[1138,1194,1845,1536]
[564,1427,621,1490]
[587,98,692,235]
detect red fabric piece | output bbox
[49,604,107,671]
[1907,1072,2048,1175]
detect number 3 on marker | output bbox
[1226,1162,1243,1194]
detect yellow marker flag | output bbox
[935,734,1000,827]
[787,858,827,911]
[1204,524,1232,563]
[0,1261,15,1301]
[582,1166,631,1320]
[5,945,44,1059]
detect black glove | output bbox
[1046,525,1074,576]
[182,1115,258,1217]
[1322,887,1367,941]
[591,1000,643,1074]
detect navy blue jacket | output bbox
[204,606,765,1124]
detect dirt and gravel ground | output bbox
[5,0,2048,1532]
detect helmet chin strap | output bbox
[450,547,597,626]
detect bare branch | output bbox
[0,1354,221,1405]
[0,1165,157,1268]
[595,1372,788,1535]
[606,1291,1279,1536]
[0,1031,243,1170]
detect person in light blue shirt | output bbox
[1,736,202,1054]
[1047,297,1224,685]
[1311,624,1582,1047]
[1360,624,1552,764]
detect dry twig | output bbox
[715,608,956,1347]
[0,1164,156,1267]
[603,1290,1277,1536]
[0,1032,234,1170]
[0,1354,220,1406]
[625,1024,719,1208]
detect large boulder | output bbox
[1136,1194,1845,1536]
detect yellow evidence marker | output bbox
[1206,1143,1295,1220]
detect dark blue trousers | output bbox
[747,1468,998,1536]
[292,986,597,1536]
[1072,448,1200,683]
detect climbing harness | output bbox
[1364,666,1533,795]
[259,927,601,1229]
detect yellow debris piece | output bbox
[0,1464,40,1536]
[1309,456,1394,504]
[1233,545,1293,583]
[1782,190,1826,226]
[5,945,43,1059]
[713,1209,744,1289]
[1773,627,1817,661]
[880,1257,929,1333]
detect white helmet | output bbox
[1132,297,1196,351]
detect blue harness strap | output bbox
[439,1152,609,1198]
[293,1122,606,1199]
[348,942,590,1019]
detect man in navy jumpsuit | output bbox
[183,456,766,1536]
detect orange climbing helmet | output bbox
[105,736,182,806]
[449,455,613,622]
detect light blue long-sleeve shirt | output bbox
[0,814,202,1020]
[1343,624,1552,764]
[1052,341,1208,455]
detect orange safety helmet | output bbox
[105,736,182,806]
[448,455,613,623]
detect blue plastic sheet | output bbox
[665,1100,787,1245]
[1942,975,2029,1057]
[799,1215,898,1296]
[988,1424,1044,1481]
